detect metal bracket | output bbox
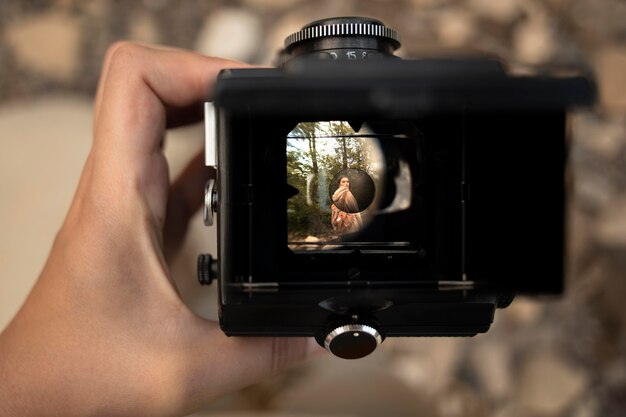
[204,178,218,226]
[204,102,217,168]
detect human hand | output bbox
[0,43,320,417]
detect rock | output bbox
[190,413,353,417]
[512,14,557,65]
[129,11,160,44]
[194,8,262,62]
[260,11,311,65]
[239,0,304,10]
[260,4,361,65]
[515,351,587,416]
[387,337,462,395]
[492,404,540,417]
[570,396,598,417]
[407,0,449,7]
[594,47,626,114]
[5,12,82,82]
[79,0,110,18]
[568,0,626,41]
[502,296,543,326]
[273,353,441,417]
[143,0,170,11]
[571,112,626,160]
[436,381,489,417]
[435,9,477,48]
[470,341,513,400]
[567,204,592,275]
[593,195,626,248]
[571,149,616,212]
[0,44,10,96]
[469,0,522,24]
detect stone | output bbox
[4,12,82,82]
[273,353,441,417]
[469,0,522,24]
[260,11,311,65]
[194,8,262,63]
[407,0,449,7]
[594,47,626,114]
[129,11,160,44]
[239,0,304,10]
[567,205,592,275]
[492,404,540,417]
[512,14,557,65]
[387,337,462,395]
[189,413,353,417]
[435,9,477,48]
[436,382,489,417]
[0,44,10,96]
[571,112,626,160]
[594,195,626,247]
[570,396,598,417]
[143,0,170,11]
[568,0,626,41]
[79,0,110,18]
[502,296,543,326]
[515,351,587,415]
[469,341,513,400]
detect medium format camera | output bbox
[198,17,595,359]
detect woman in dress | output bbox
[331,176,363,234]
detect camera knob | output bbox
[282,16,401,63]
[324,324,383,359]
[197,253,218,286]
[203,178,218,226]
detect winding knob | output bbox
[197,253,218,286]
[324,324,383,359]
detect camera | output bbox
[197,17,595,359]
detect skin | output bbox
[0,43,321,417]
[339,176,350,189]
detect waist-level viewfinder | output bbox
[198,16,595,359]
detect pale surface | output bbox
[0,94,217,331]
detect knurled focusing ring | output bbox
[285,21,400,49]
[283,17,401,59]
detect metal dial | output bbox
[324,323,383,359]
[281,17,401,63]
[285,19,400,50]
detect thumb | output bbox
[179,324,325,411]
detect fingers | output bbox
[86,42,247,234]
[93,42,246,131]
[179,326,325,412]
[93,42,247,160]
[163,150,213,260]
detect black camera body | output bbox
[199,17,595,359]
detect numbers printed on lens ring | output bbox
[329,51,369,60]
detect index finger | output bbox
[93,42,247,157]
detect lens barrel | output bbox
[281,17,401,63]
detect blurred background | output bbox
[1,1,626,416]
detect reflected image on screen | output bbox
[286,121,420,252]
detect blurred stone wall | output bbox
[1,1,626,417]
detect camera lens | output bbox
[282,16,401,62]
